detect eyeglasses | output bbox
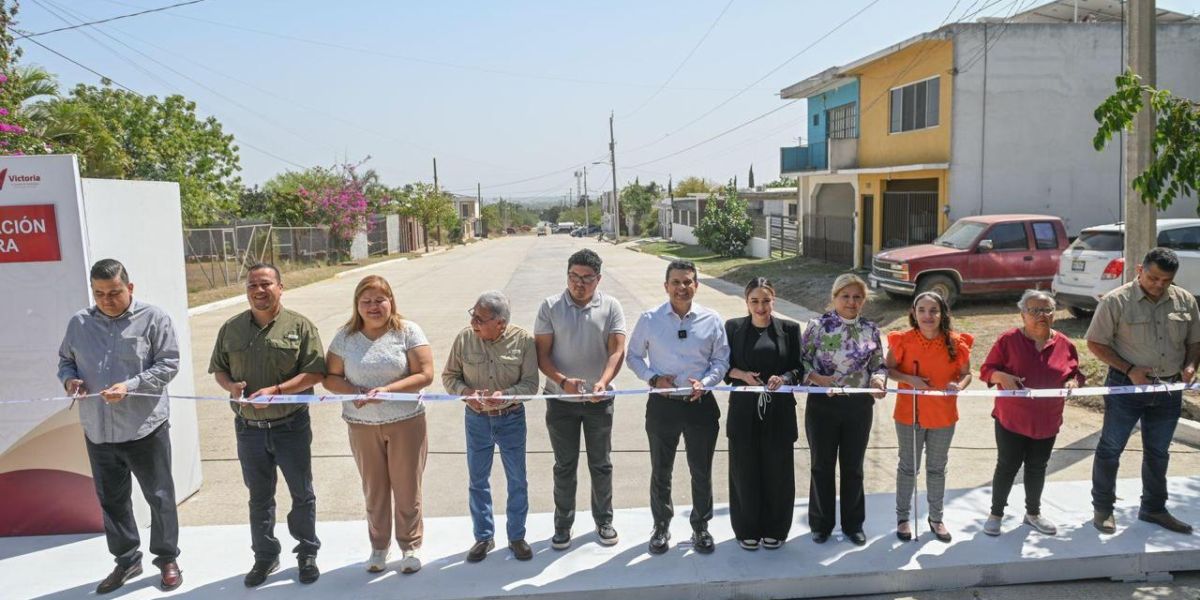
[1024,307,1055,316]
[468,308,499,324]
[568,273,598,285]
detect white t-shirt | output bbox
[329,321,430,424]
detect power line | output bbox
[621,0,884,157]
[94,0,764,93]
[16,0,207,38]
[16,29,308,170]
[625,100,801,169]
[618,0,735,119]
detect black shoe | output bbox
[848,531,867,546]
[243,558,279,588]
[509,539,533,561]
[297,557,319,584]
[596,523,619,546]
[812,531,830,544]
[928,518,952,543]
[896,521,912,542]
[1139,510,1194,534]
[691,529,715,554]
[648,526,670,554]
[96,563,142,594]
[466,539,494,563]
[551,528,572,550]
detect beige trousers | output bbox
[347,413,427,551]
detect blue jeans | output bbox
[465,407,528,542]
[1091,369,1182,515]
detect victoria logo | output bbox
[0,168,42,190]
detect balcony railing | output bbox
[779,140,828,173]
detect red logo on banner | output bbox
[0,204,61,263]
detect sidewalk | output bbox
[3,476,1197,599]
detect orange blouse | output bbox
[888,329,973,429]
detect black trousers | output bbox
[645,393,720,530]
[805,393,873,535]
[235,409,320,561]
[545,398,615,530]
[84,421,179,569]
[990,419,1055,516]
[728,432,795,541]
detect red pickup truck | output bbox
[868,214,1068,306]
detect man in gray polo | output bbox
[57,258,182,594]
[535,248,626,550]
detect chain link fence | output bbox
[183,223,334,292]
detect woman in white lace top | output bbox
[324,275,433,575]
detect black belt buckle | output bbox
[241,414,292,429]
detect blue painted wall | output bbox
[805,80,859,170]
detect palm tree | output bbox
[9,64,58,105]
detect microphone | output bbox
[677,329,687,339]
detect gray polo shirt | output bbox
[534,290,626,400]
[57,299,180,444]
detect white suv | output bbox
[1053,219,1200,318]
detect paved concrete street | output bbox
[179,235,1200,549]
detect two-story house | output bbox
[780,0,1200,269]
[452,194,481,239]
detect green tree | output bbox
[673,176,716,197]
[1095,70,1200,210]
[258,167,338,225]
[619,178,660,236]
[396,182,455,251]
[694,182,752,257]
[59,84,242,226]
[0,2,52,156]
[763,176,797,188]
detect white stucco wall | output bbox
[672,223,699,246]
[746,237,770,258]
[949,23,1200,234]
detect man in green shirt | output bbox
[209,263,326,587]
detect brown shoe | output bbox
[1139,510,1194,534]
[466,538,494,563]
[1093,511,1116,534]
[96,563,142,594]
[159,561,183,591]
[509,539,533,561]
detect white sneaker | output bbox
[366,548,390,573]
[399,549,421,574]
[1023,513,1058,535]
[983,514,1003,537]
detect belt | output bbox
[651,392,710,402]
[238,410,302,429]
[469,404,523,417]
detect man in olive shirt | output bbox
[209,263,326,586]
[1086,247,1200,535]
[442,290,539,563]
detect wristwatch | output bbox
[649,374,660,387]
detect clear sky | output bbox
[14,0,1200,201]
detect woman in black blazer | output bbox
[724,277,803,551]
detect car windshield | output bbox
[1070,231,1124,251]
[932,220,988,249]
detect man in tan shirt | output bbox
[442,290,539,563]
[1086,247,1200,535]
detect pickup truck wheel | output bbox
[916,275,958,307]
[1067,306,1093,319]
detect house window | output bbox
[827,102,858,139]
[461,204,470,218]
[889,76,940,133]
[812,114,819,126]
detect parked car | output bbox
[555,221,576,234]
[569,225,601,237]
[870,214,1068,306]
[1052,218,1200,318]
[537,224,552,236]
[505,227,517,234]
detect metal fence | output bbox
[183,223,333,291]
[768,215,801,257]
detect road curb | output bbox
[1177,417,1200,448]
[334,256,408,279]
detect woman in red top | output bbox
[885,292,972,543]
[979,290,1084,537]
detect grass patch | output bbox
[187,253,419,307]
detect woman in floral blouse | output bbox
[800,273,887,546]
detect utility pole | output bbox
[1123,0,1156,281]
[610,112,620,242]
[477,182,483,236]
[583,167,590,230]
[432,157,439,191]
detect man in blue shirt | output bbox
[626,259,730,555]
[57,259,182,594]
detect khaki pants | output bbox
[347,413,427,551]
